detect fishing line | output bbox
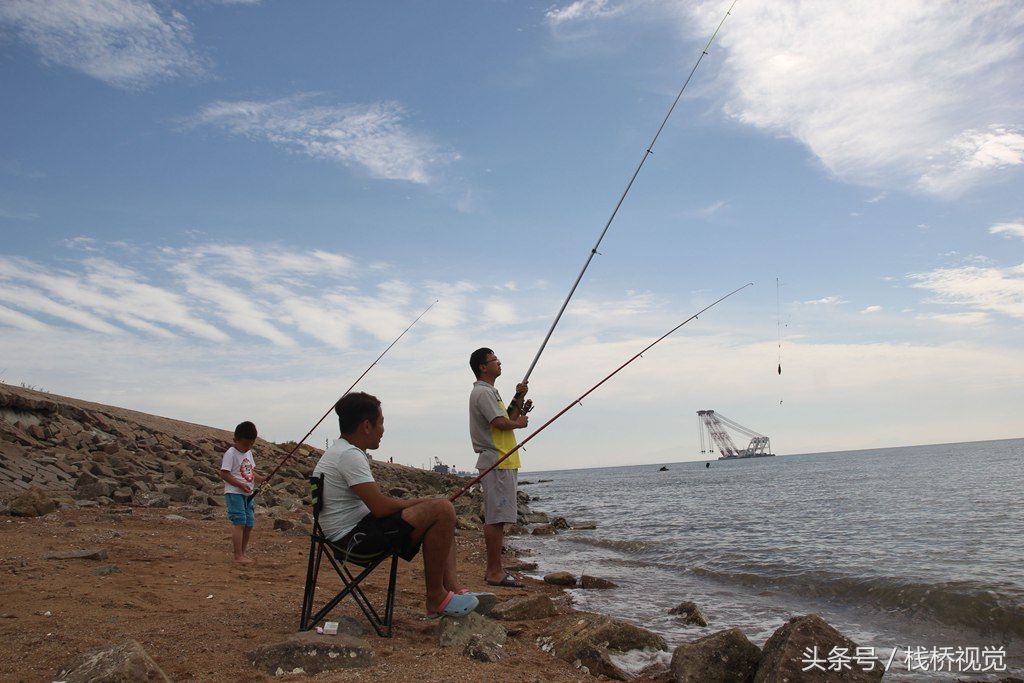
[451,282,753,502]
[506,0,740,416]
[253,300,438,498]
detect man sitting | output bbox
[313,391,479,617]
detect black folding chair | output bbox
[299,474,399,637]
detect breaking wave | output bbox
[690,567,1024,638]
[561,536,658,554]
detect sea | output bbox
[516,438,1024,681]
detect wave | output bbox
[690,567,1024,638]
[561,536,658,554]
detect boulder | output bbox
[669,601,709,627]
[249,629,372,675]
[531,524,557,536]
[111,488,134,505]
[671,628,761,683]
[55,639,169,682]
[456,515,480,531]
[162,484,193,503]
[438,611,507,649]
[7,487,58,517]
[139,493,170,509]
[544,571,578,587]
[552,516,571,530]
[490,594,558,621]
[580,575,618,590]
[44,549,109,561]
[464,633,507,662]
[75,471,113,499]
[540,613,668,681]
[273,518,295,532]
[754,614,883,683]
[572,521,598,530]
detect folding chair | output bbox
[299,474,399,637]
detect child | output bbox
[218,421,262,563]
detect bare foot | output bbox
[233,556,254,564]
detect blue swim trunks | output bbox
[225,493,255,527]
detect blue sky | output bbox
[1,0,1022,470]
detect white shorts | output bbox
[478,467,518,525]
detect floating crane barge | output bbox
[697,410,775,460]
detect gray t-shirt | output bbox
[312,437,375,541]
[469,380,514,469]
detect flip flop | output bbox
[426,591,478,618]
[485,574,524,588]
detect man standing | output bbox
[469,347,530,587]
[314,391,479,617]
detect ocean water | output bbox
[516,438,1024,680]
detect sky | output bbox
[1,0,1022,471]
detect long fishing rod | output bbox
[507,0,738,416]
[452,282,752,502]
[254,300,437,496]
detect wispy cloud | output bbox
[694,200,727,218]
[545,0,625,27]
[674,0,1024,196]
[189,96,458,184]
[909,262,1024,320]
[990,221,1024,239]
[916,311,992,326]
[0,0,206,88]
[802,296,846,306]
[860,305,882,314]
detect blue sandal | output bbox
[426,591,479,618]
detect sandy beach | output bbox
[0,504,618,682]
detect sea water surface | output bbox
[517,438,1023,680]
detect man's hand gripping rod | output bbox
[451,283,752,502]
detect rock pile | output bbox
[0,383,513,525]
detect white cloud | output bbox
[190,96,457,184]
[0,303,49,331]
[802,296,846,306]
[678,0,1024,195]
[909,262,1024,320]
[546,0,624,27]
[916,312,992,326]
[694,200,727,218]
[860,305,881,314]
[0,0,206,88]
[990,221,1024,239]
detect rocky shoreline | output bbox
[5,382,1008,682]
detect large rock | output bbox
[44,548,109,561]
[75,471,113,500]
[671,628,761,683]
[7,487,58,517]
[55,639,169,682]
[754,614,883,683]
[581,575,618,589]
[540,613,668,681]
[490,594,558,621]
[669,600,709,626]
[438,611,507,649]
[531,524,557,536]
[249,629,372,675]
[544,571,577,586]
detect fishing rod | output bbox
[253,300,437,498]
[451,282,752,502]
[506,0,738,417]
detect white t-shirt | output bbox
[220,446,256,495]
[312,438,375,541]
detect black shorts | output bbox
[331,511,420,564]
